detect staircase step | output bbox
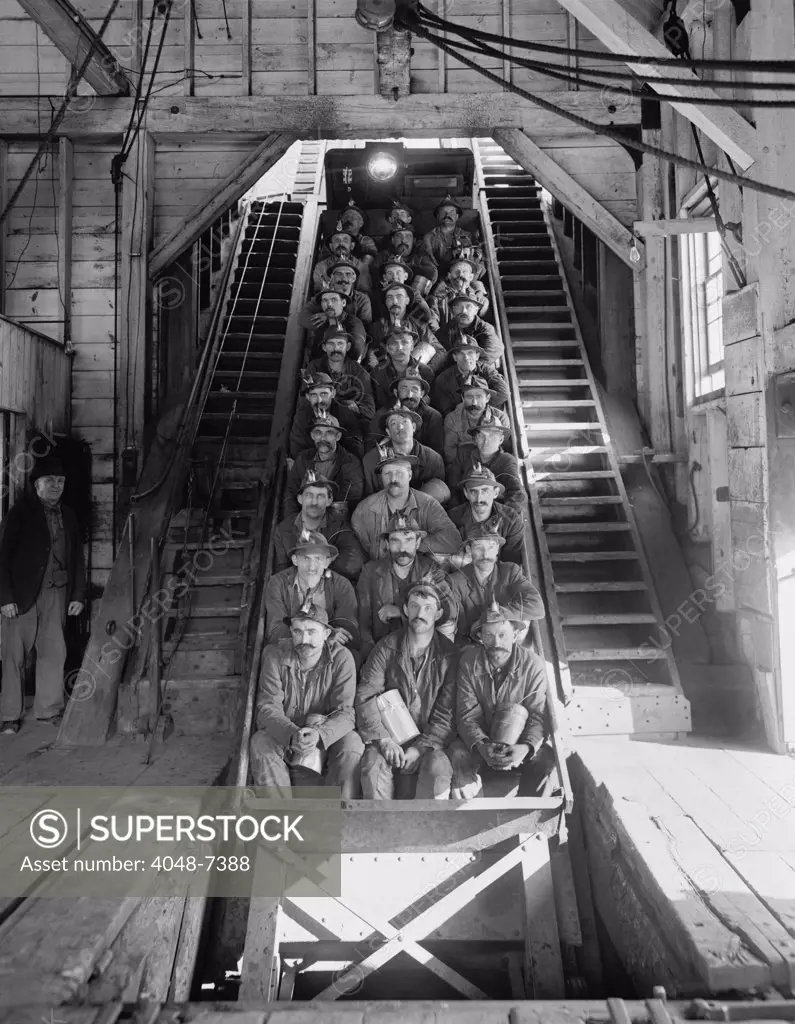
[528,399,596,407]
[530,445,607,456]
[545,522,630,532]
[551,550,638,561]
[526,422,602,431]
[561,613,658,626]
[566,647,665,662]
[555,582,648,592]
[519,378,591,387]
[540,496,622,506]
[165,538,253,551]
[515,358,583,367]
[535,470,615,480]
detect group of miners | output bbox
[253,195,557,801]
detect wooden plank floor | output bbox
[574,736,795,997]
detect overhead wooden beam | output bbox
[553,0,758,170]
[494,128,640,269]
[0,92,641,138]
[15,0,131,95]
[117,132,155,536]
[58,138,73,350]
[150,133,299,276]
[634,217,716,236]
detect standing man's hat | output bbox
[30,450,64,483]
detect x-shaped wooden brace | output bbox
[290,836,539,1001]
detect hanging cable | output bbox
[413,2,795,71]
[399,13,795,204]
[0,0,123,229]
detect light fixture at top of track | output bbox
[367,152,400,182]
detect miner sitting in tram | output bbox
[250,599,364,798]
[439,293,503,369]
[350,446,461,562]
[367,366,444,454]
[361,402,448,504]
[264,528,359,650]
[304,326,375,424]
[355,579,459,800]
[443,375,511,469]
[298,284,367,361]
[367,285,444,372]
[356,510,455,659]
[445,521,544,645]
[447,463,525,566]
[283,411,364,518]
[449,406,527,515]
[313,223,374,296]
[369,328,435,409]
[273,470,366,582]
[416,194,480,281]
[429,254,489,326]
[290,371,366,458]
[450,599,554,799]
[432,336,508,418]
[374,204,438,297]
[373,254,438,333]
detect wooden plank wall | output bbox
[0,312,71,430]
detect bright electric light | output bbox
[367,152,399,182]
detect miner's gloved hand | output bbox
[67,601,84,616]
[379,737,405,768]
[377,604,402,624]
[476,740,507,771]
[328,627,353,647]
[401,745,422,774]
[490,743,531,771]
[292,727,320,753]
[1,603,19,618]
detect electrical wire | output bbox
[413,2,795,71]
[0,0,123,230]
[416,32,795,106]
[400,14,795,205]
[118,2,158,159]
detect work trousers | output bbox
[360,743,453,800]
[448,737,557,799]
[249,729,364,799]
[0,586,66,722]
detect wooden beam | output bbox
[520,834,566,998]
[184,0,194,97]
[58,138,73,350]
[117,132,155,535]
[635,217,716,236]
[0,92,641,138]
[149,133,298,276]
[502,0,513,88]
[307,0,316,95]
[553,0,758,170]
[0,141,7,316]
[376,29,412,99]
[14,0,131,95]
[493,128,640,269]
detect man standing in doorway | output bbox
[0,450,86,734]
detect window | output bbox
[680,191,725,401]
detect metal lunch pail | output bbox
[376,689,421,745]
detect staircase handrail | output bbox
[234,191,325,788]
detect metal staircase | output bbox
[475,139,691,738]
